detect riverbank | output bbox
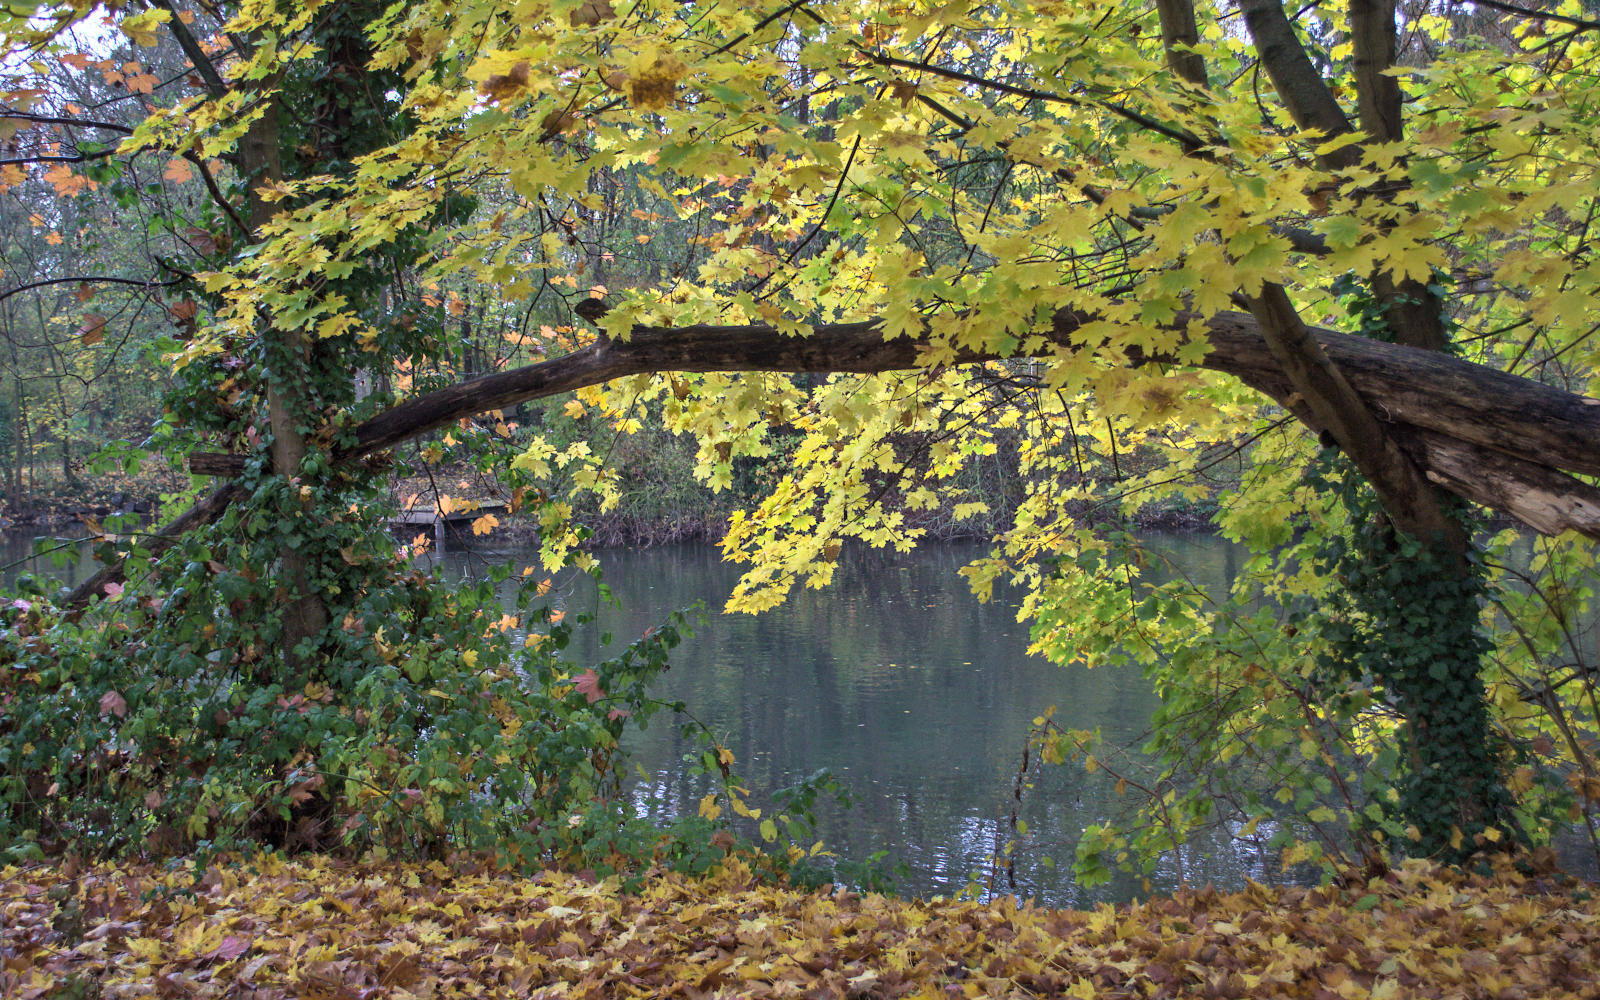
[6,852,1594,998]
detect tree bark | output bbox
[80,305,1600,609]
[215,15,329,665]
[1154,0,1209,87]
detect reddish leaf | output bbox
[573,669,605,704]
[207,934,251,961]
[99,689,127,718]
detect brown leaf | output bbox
[570,0,615,26]
[99,689,127,718]
[480,61,530,104]
[79,313,107,346]
[183,226,228,256]
[539,107,578,139]
[627,56,686,111]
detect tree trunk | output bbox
[237,74,328,670]
[72,303,1600,608]
[1237,0,1511,850]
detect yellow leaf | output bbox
[119,9,169,47]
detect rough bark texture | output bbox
[1244,284,1468,549]
[349,313,1600,485]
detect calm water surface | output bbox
[2,524,1262,903]
[442,535,1267,906]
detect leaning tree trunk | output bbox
[70,306,1600,610]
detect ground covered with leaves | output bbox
[3,855,1596,999]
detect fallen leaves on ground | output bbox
[3,854,1596,998]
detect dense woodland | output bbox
[4,0,1600,990]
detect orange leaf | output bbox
[79,313,107,346]
[164,158,194,183]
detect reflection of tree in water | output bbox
[522,536,1259,905]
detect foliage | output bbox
[2,0,1599,888]
[5,853,1600,998]
[1302,449,1515,858]
[0,467,698,867]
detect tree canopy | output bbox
[3,0,1599,881]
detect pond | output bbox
[436,534,1268,907]
[1,523,1262,904]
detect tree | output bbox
[3,0,1598,872]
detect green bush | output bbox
[0,474,691,871]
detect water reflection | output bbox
[476,538,1275,906]
[0,527,97,590]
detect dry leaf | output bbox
[99,689,127,718]
[79,313,107,346]
[570,0,615,26]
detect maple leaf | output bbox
[480,62,530,104]
[76,313,103,344]
[573,668,605,703]
[119,10,168,47]
[206,935,251,961]
[99,689,127,718]
[627,55,686,111]
[570,0,615,26]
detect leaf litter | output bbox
[3,854,1596,998]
